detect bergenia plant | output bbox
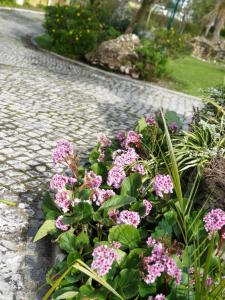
[34,105,225,300]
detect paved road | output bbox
[0,9,202,299]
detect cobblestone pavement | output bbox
[0,9,202,300]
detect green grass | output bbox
[161,56,225,96]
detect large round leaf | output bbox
[108,225,141,249]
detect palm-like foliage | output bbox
[173,110,225,173]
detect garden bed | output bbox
[35,87,225,300]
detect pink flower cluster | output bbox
[148,294,165,300]
[92,188,115,206]
[117,210,141,228]
[146,116,157,126]
[107,166,126,189]
[52,139,74,165]
[116,131,126,147]
[153,174,173,198]
[125,131,142,149]
[55,215,69,231]
[85,171,102,189]
[114,148,139,167]
[132,163,145,175]
[91,244,118,276]
[97,133,112,162]
[143,200,152,217]
[144,237,181,285]
[203,208,225,239]
[50,174,76,190]
[55,190,70,213]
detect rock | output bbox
[192,36,225,62]
[85,34,140,77]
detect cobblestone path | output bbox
[0,9,202,300]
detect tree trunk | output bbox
[125,0,156,34]
[212,8,225,42]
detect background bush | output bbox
[135,28,192,80]
[45,5,120,58]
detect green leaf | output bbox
[135,117,148,133]
[120,173,142,197]
[168,285,194,300]
[75,231,90,251]
[122,248,143,269]
[100,195,136,210]
[109,225,141,249]
[0,199,17,206]
[52,287,78,300]
[91,162,108,180]
[68,202,93,224]
[42,192,60,219]
[89,148,99,164]
[58,232,76,253]
[116,269,140,299]
[33,219,55,242]
[138,281,156,297]
[67,251,81,265]
[165,111,182,128]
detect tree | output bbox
[202,0,225,42]
[125,0,158,34]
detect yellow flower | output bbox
[87,29,90,33]
[77,13,80,16]
[167,39,170,43]
[76,37,79,41]
[52,29,55,32]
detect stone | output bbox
[192,36,225,62]
[85,34,140,77]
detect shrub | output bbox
[35,95,225,299]
[135,40,168,80]
[135,28,192,80]
[44,5,120,58]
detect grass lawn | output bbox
[161,56,225,96]
[35,35,225,97]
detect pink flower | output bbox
[85,171,102,189]
[55,216,69,231]
[117,210,140,228]
[203,209,225,238]
[52,139,74,165]
[169,122,178,133]
[144,240,181,286]
[97,132,112,148]
[50,174,68,190]
[132,163,145,175]
[107,166,126,189]
[206,276,213,287]
[143,200,152,217]
[91,245,118,276]
[153,174,173,198]
[114,148,139,167]
[146,116,157,126]
[146,236,156,247]
[112,241,121,249]
[68,177,77,185]
[92,188,115,206]
[116,132,126,148]
[155,294,165,300]
[55,191,70,213]
[125,131,142,149]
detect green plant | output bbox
[135,40,168,80]
[34,100,225,299]
[135,28,192,81]
[44,5,119,58]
